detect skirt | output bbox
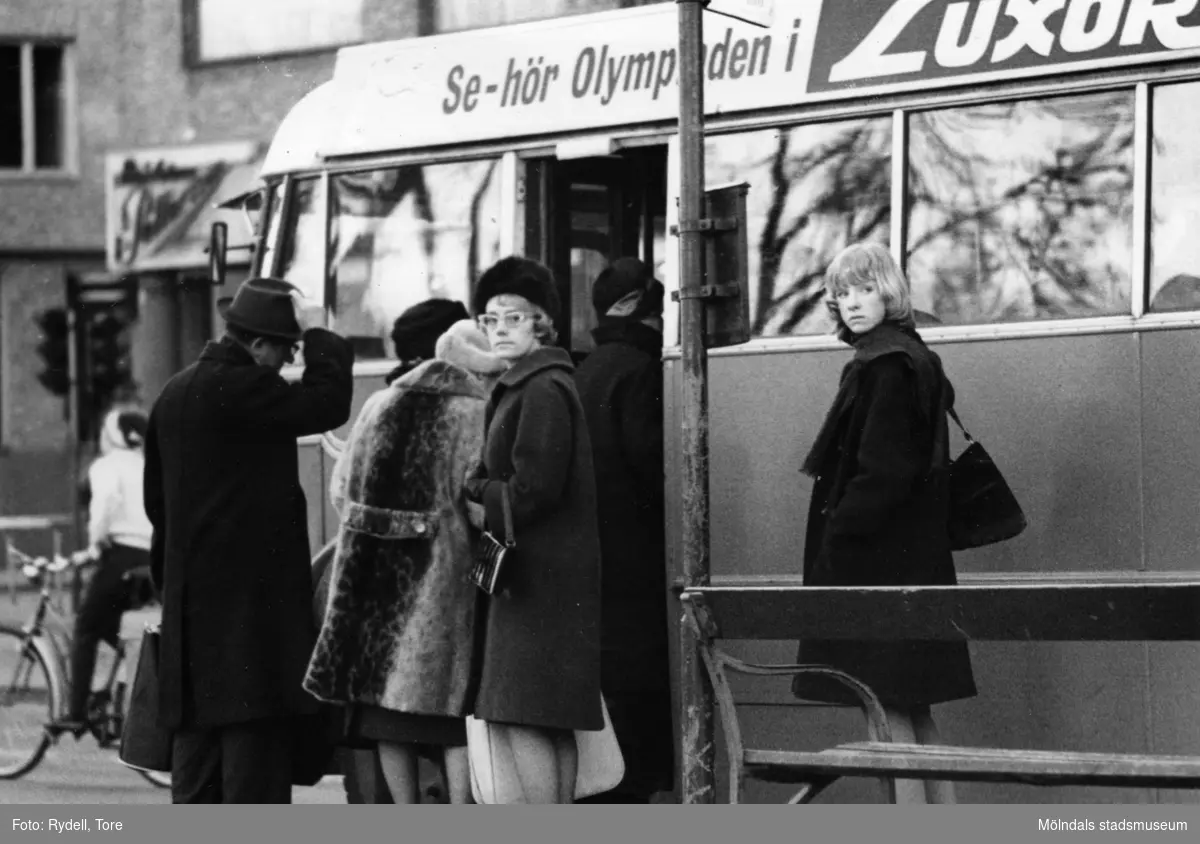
[345,704,467,749]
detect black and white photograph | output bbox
[1,0,1200,819]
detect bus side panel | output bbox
[1143,329,1200,804]
[1143,329,1200,574]
[934,334,1142,576]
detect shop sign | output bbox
[105,141,264,274]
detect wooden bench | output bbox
[679,580,1200,803]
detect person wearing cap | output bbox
[144,277,354,803]
[385,298,471,386]
[573,257,673,804]
[49,407,155,738]
[463,256,603,803]
[306,319,507,804]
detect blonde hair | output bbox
[823,242,914,328]
[489,294,559,345]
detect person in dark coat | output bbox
[792,242,976,804]
[144,277,354,803]
[464,256,603,804]
[573,258,674,803]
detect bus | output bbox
[243,0,1200,803]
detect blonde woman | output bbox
[464,256,603,804]
[792,242,977,804]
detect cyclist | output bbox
[49,407,155,737]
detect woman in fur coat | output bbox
[793,242,976,804]
[464,256,604,804]
[304,319,508,803]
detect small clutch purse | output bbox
[470,484,514,595]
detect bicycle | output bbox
[0,543,170,788]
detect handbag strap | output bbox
[947,407,975,444]
[499,484,515,548]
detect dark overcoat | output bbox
[304,360,485,718]
[471,346,604,732]
[793,322,977,708]
[145,330,354,729]
[573,322,674,795]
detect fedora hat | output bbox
[217,277,303,341]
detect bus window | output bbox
[1149,80,1200,314]
[907,91,1134,325]
[255,181,285,279]
[328,160,502,360]
[276,177,328,332]
[704,117,892,339]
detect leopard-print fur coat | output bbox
[304,359,486,718]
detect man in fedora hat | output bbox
[144,276,354,803]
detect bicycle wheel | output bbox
[0,625,57,778]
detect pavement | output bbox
[0,587,349,804]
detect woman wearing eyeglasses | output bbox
[464,256,603,804]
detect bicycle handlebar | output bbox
[8,544,96,581]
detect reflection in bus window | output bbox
[705,118,892,338]
[1150,81,1200,314]
[329,160,502,360]
[256,182,285,281]
[907,93,1134,325]
[570,182,613,355]
[277,177,328,332]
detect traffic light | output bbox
[84,309,134,419]
[35,308,71,397]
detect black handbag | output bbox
[947,409,1027,551]
[470,485,514,595]
[118,625,173,774]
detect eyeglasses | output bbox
[477,312,534,332]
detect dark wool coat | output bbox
[471,346,604,732]
[573,322,674,796]
[304,360,485,719]
[792,322,977,708]
[145,330,354,729]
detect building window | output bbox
[185,0,364,65]
[0,42,68,172]
[906,92,1135,326]
[704,118,893,337]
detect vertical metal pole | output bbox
[677,0,715,805]
[66,301,84,614]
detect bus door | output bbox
[524,147,668,356]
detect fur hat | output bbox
[472,256,560,321]
[592,257,664,322]
[391,298,470,362]
[435,320,507,376]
